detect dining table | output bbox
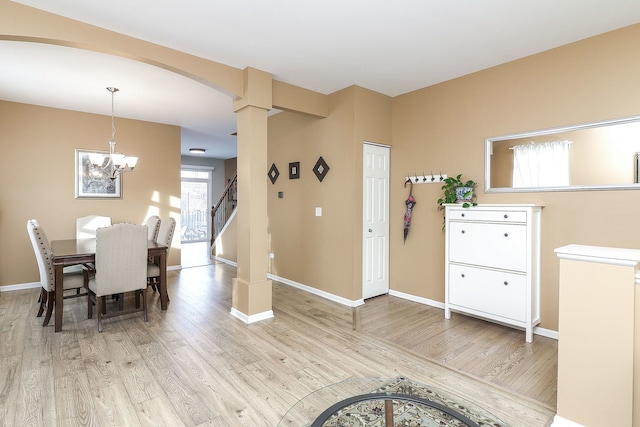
[50,238,168,332]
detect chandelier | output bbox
[89,87,138,180]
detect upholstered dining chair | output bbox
[86,223,148,332]
[76,215,112,239]
[147,217,176,297]
[144,215,161,241]
[27,219,86,327]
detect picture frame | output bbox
[75,149,122,198]
[289,161,300,179]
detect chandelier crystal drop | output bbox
[89,87,138,180]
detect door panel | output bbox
[362,143,390,299]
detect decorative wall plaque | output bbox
[313,156,330,182]
[268,163,280,184]
[289,162,300,179]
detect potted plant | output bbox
[437,174,478,208]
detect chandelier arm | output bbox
[89,87,138,178]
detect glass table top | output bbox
[277,377,508,427]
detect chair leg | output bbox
[37,288,46,317]
[42,291,55,327]
[101,296,107,315]
[88,291,93,319]
[142,289,148,323]
[135,291,140,309]
[97,297,104,333]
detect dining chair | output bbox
[147,217,176,297]
[27,219,86,327]
[144,215,161,241]
[86,223,148,332]
[76,215,112,239]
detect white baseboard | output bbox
[551,415,584,427]
[388,289,445,309]
[212,256,237,267]
[230,307,274,324]
[0,282,40,292]
[267,273,364,307]
[533,326,559,340]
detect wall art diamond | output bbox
[313,156,330,182]
[268,163,280,184]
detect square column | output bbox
[231,67,273,322]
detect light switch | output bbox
[315,207,322,216]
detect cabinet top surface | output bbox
[555,244,640,266]
[444,204,544,211]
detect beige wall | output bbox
[392,23,640,330]
[0,101,181,287]
[267,86,391,300]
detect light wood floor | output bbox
[0,262,556,426]
[358,293,558,408]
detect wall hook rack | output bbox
[405,172,447,184]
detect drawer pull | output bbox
[504,281,509,286]
[504,233,509,237]
[504,214,508,219]
[461,230,465,234]
[461,213,465,217]
[461,274,465,278]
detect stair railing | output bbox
[211,171,237,246]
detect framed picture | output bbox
[289,161,300,179]
[75,149,122,198]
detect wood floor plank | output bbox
[138,341,218,425]
[54,370,99,426]
[15,365,56,426]
[134,395,187,427]
[0,356,21,427]
[90,379,141,426]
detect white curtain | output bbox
[512,140,571,188]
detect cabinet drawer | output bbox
[448,208,527,223]
[449,264,526,322]
[448,221,527,271]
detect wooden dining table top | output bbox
[51,238,167,263]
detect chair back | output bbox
[156,217,176,255]
[76,215,112,239]
[26,219,54,291]
[144,215,161,241]
[94,223,147,296]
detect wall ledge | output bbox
[555,244,640,267]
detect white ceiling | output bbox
[4,0,640,159]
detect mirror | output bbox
[485,115,640,192]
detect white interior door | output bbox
[362,142,390,299]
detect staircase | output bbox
[210,171,237,248]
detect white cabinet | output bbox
[444,204,542,342]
